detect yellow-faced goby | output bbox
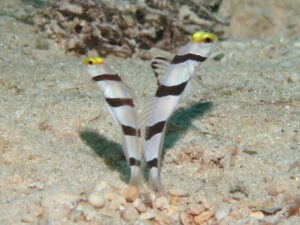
[145,32,218,193]
[83,57,142,187]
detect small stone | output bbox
[170,196,179,205]
[122,206,139,221]
[133,199,147,213]
[194,211,214,225]
[27,181,44,190]
[249,211,264,219]
[140,210,157,220]
[169,188,189,197]
[228,146,238,156]
[228,211,242,220]
[180,211,194,225]
[186,204,205,215]
[87,192,105,208]
[155,212,172,224]
[154,196,169,210]
[122,186,140,202]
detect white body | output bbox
[85,62,142,186]
[145,41,215,193]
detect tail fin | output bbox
[129,165,143,187]
[149,167,166,195]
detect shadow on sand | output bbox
[79,130,130,182]
[165,101,212,149]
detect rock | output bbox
[180,211,194,225]
[154,196,169,210]
[155,212,172,224]
[27,181,44,190]
[194,210,214,225]
[133,199,147,213]
[87,192,105,208]
[228,146,238,156]
[170,196,179,205]
[186,204,206,215]
[122,206,139,221]
[122,186,140,202]
[249,211,264,219]
[140,210,157,220]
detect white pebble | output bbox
[140,210,157,220]
[87,192,105,208]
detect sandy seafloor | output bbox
[0,5,300,225]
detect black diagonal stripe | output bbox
[151,61,159,68]
[92,74,122,82]
[122,125,140,137]
[129,157,141,166]
[150,65,160,86]
[155,81,188,97]
[171,53,207,64]
[145,121,166,140]
[105,98,134,107]
[147,158,158,168]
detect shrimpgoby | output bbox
[83,57,142,186]
[145,31,218,193]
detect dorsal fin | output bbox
[139,96,156,159]
[150,56,171,86]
